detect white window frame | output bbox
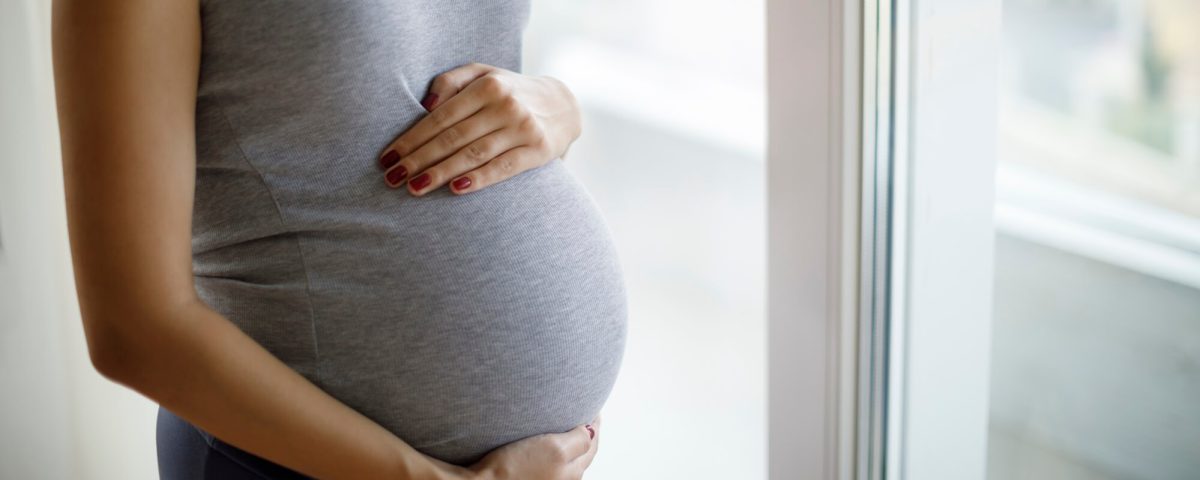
[890,0,1000,477]
[766,0,862,476]
[767,0,1001,477]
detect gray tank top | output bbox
[192,0,627,466]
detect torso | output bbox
[193,0,627,465]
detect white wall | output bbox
[0,1,159,478]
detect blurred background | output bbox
[523,0,767,478]
[1,0,1197,479]
[989,0,1200,477]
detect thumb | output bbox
[421,62,496,111]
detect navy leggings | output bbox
[156,407,313,479]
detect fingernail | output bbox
[451,176,472,191]
[585,424,595,439]
[385,165,408,186]
[379,149,400,169]
[421,93,439,111]
[409,172,432,191]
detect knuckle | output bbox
[478,74,507,97]
[431,74,451,92]
[498,95,522,115]
[427,108,452,129]
[392,140,412,156]
[463,141,489,162]
[517,116,541,136]
[528,135,551,155]
[552,442,572,461]
[493,156,516,175]
[438,126,462,148]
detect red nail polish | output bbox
[585,425,595,439]
[386,165,408,185]
[409,172,431,191]
[451,176,472,191]
[380,149,400,169]
[421,93,439,111]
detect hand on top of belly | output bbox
[377,62,582,196]
[457,415,602,480]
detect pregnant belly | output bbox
[196,159,627,465]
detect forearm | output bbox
[50,0,469,476]
[100,299,460,480]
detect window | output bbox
[523,1,768,478]
[876,0,1200,478]
[989,0,1200,477]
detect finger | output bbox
[569,435,599,478]
[568,420,601,477]
[447,146,544,195]
[586,414,602,452]
[383,105,509,188]
[421,62,497,111]
[556,424,594,464]
[405,127,524,196]
[379,78,497,167]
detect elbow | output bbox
[78,298,197,398]
[82,319,139,383]
[80,305,167,385]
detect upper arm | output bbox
[51,0,201,367]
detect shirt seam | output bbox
[210,98,323,384]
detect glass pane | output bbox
[523,1,766,479]
[991,0,1200,477]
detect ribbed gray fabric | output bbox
[190,0,628,466]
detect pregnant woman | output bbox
[51,0,627,478]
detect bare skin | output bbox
[50,1,598,479]
[379,63,582,195]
